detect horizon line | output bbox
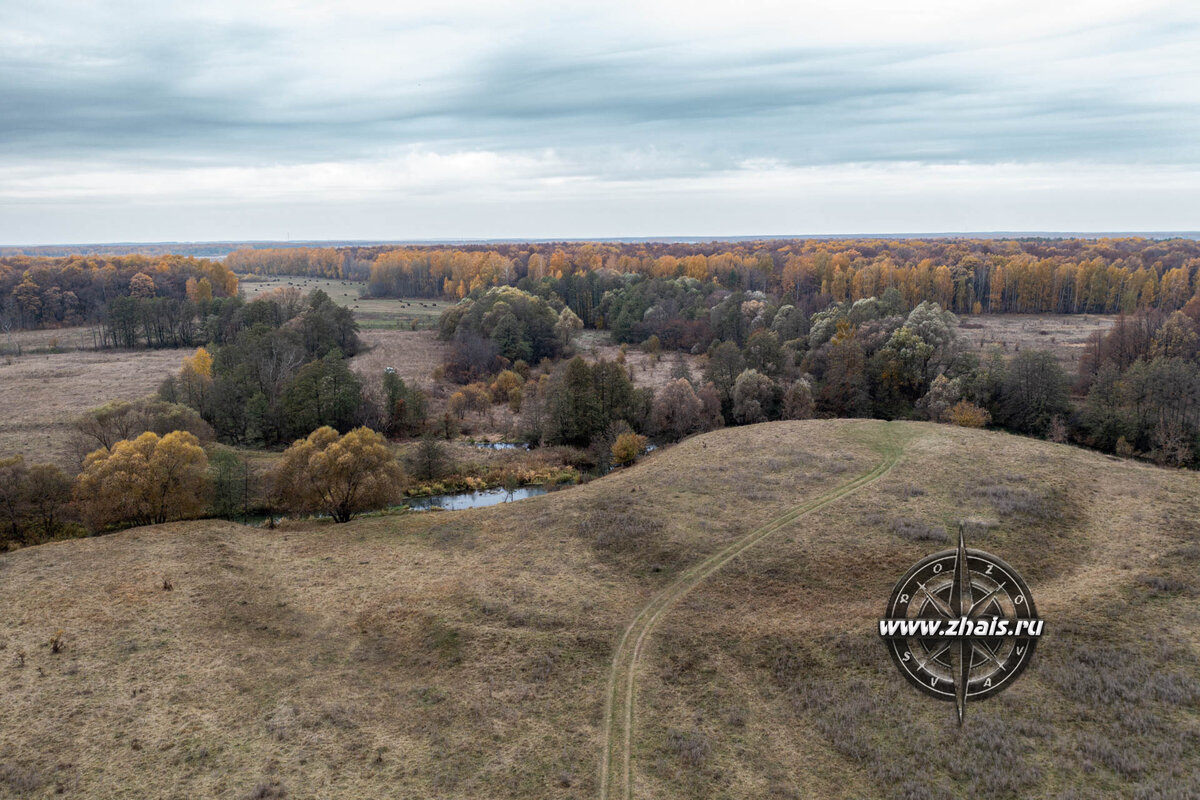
[5,230,1200,250]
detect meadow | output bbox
[0,420,1195,799]
[958,313,1117,373]
[0,348,189,468]
[238,276,453,330]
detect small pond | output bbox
[406,485,549,511]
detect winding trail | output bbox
[598,427,906,800]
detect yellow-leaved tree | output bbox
[271,427,403,522]
[178,347,214,411]
[185,276,214,304]
[74,431,209,528]
[611,432,648,466]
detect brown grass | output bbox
[239,276,453,330]
[351,330,447,387]
[635,425,1200,799]
[0,421,1197,798]
[1,325,99,353]
[958,313,1117,372]
[0,348,188,469]
[576,331,705,393]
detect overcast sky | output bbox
[3,0,1199,243]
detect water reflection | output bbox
[406,485,549,511]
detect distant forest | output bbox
[226,238,1200,317]
[0,255,239,332]
[7,238,1200,338]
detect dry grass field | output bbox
[636,425,1200,799]
[351,330,447,387]
[958,314,1117,374]
[1,326,104,355]
[0,348,189,469]
[238,277,453,330]
[1,420,1196,799]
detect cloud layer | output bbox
[3,0,1199,241]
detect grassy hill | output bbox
[0,421,1197,799]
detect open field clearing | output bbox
[1,326,100,354]
[351,330,447,387]
[0,349,188,469]
[237,276,454,330]
[576,331,706,394]
[1,420,1197,798]
[958,314,1117,373]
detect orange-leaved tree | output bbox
[947,400,991,429]
[74,431,209,528]
[271,427,403,523]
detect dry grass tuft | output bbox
[889,517,948,543]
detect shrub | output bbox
[947,400,991,428]
[489,370,524,403]
[577,506,663,552]
[611,432,648,466]
[0,460,76,546]
[22,463,73,539]
[1137,575,1193,596]
[243,780,287,799]
[0,455,28,543]
[271,427,403,522]
[973,484,1044,518]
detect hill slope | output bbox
[0,421,1197,799]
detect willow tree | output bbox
[74,431,209,528]
[271,427,403,522]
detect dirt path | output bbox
[597,425,907,800]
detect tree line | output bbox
[1,254,239,331]
[0,424,417,549]
[224,237,1200,316]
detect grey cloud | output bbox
[1,8,1198,177]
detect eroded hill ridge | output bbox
[0,420,1197,800]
